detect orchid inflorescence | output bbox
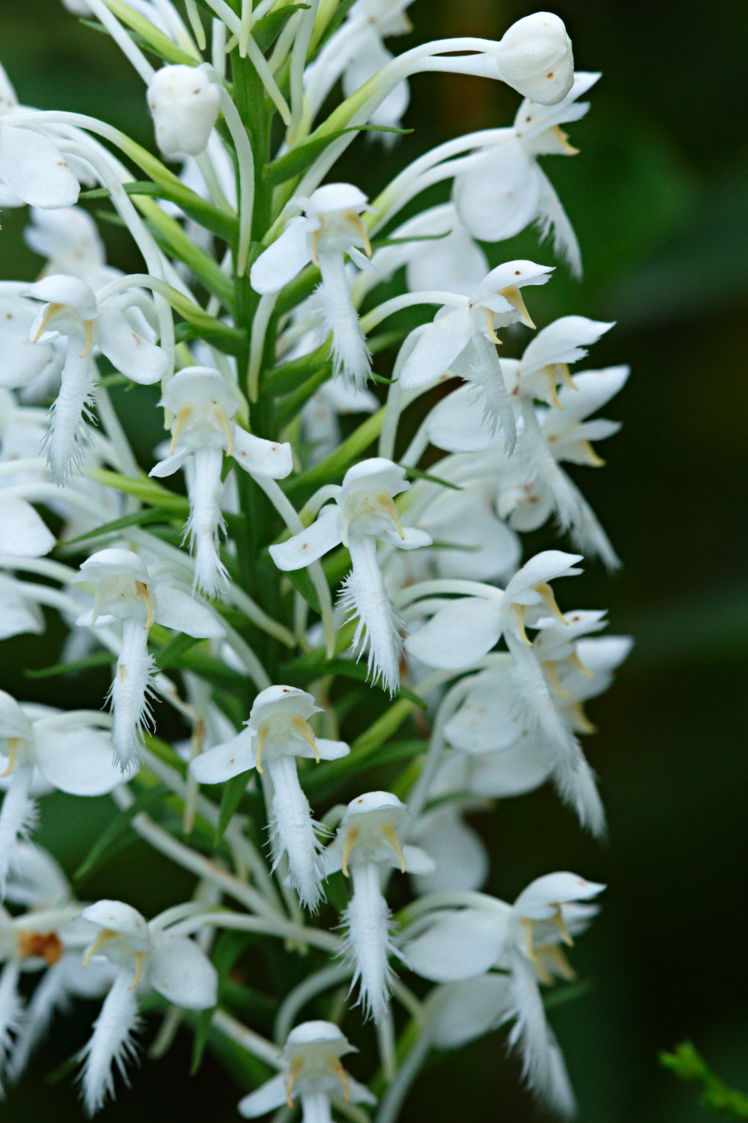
[0,2,630,1119]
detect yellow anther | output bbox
[533,582,567,625]
[311,228,321,268]
[291,714,320,763]
[499,285,536,329]
[348,211,372,258]
[341,826,359,878]
[255,722,268,775]
[82,928,116,968]
[512,603,532,645]
[543,661,570,699]
[558,362,577,390]
[484,306,502,345]
[544,367,564,409]
[551,125,580,155]
[285,1055,303,1107]
[571,651,595,679]
[552,905,574,947]
[215,406,234,456]
[135,580,154,630]
[170,405,192,455]
[32,302,62,343]
[382,823,406,873]
[1,737,20,778]
[129,950,145,991]
[570,702,597,734]
[543,943,576,981]
[330,1056,351,1102]
[582,439,606,467]
[79,319,95,359]
[520,918,553,985]
[377,493,405,540]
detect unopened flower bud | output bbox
[146,65,220,158]
[496,12,574,104]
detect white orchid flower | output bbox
[0,692,122,894]
[321,791,434,1022]
[238,1020,375,1122]
[270,458,432,695]
[79,899,217,1115]
[454,72,600,275]
[0,493,55,559]
[399,260,553,448]
[146,65,221,159]
[26,275,170,481]
[0,291,62,392]
[150,366,293,596]
[191,685,349,910]
[251,183,373,385]
[404,872,604,1117]
[74,548,224,770]
[302,379,379,465]
[490,12,574,104]
[0,573,45,642]
[0,64,79,210]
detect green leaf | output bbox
[404,467,463,491]
[253,2,309,51]
[284,407,386,499]
[660,1042,748,1118]
[25,651,113,680]
[276,365,331,428]
[192,929,256,1075]
[105,0,200,65]
[74,783,170,883]
[268,344,331,395]
[137,197,235,306]
[63,506,176,546]
[263,125,411,186]
[154,632,202,671]
[215,774,249,845]
[86,468,189,513]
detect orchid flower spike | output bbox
[0,64,80,209]
[238,1021,375,1121]
[191,685,349,910]
[0,691,122,897]
[404,872,604,1117]
[399,260,553,449]
[74,548,223,770]
[270,459,432,695]
[150,367,293,596]
[321,791,434,1022]
[26,275,170,482]
[251,184,373,385]
[79,899,217,1115]
[146,65,220,159]
[454,73,601,275]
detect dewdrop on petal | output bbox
[147,66,221,159]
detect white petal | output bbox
[429,974,512,1049]
[269,506,341,571]
[426,384,496,452]
[404,908,507,982]
[0,125,79,209]
[154,585,224,638]
[238,1075,288,1118]
[521,316,614,375]
[82,900,148,939]
[315,738,350,761]
[401,844,436,875]
[399,306,472,389]
[444,675,522,754]
[454,139,540,243]
[412,807,488,895]
[505,550,583,604]
[232,428,293,480]
[149,933,217,1008]
[405,597,503,670]
[0,497,55,557]
[190,732,254,783]
[97,307,169,385]
[514,872,605,917]
[34,728,122,796]
[470,737,553,798]
[250,216,312,294]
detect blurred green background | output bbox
[2,0,747,1119]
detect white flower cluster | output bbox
[0,3,631,1120]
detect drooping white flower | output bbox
[146,65,221,159]
[74,548,223,769]
[492,13,574,104]
[453,73,600,275]
[404,872,604,1116]
[251,184,373,385]
[191,685,349,910]
[270,458,431,694]
[79,899,217,1114]
[321,791,433,1021]
[398,261,553,447]
[26,275,170,481]
[0,65,80,209]
[238,1021,375,1122]
[150,367,293,595]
